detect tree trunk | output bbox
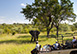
[56,26,59,42]
[47,29,50,38]
[46,22,54,38]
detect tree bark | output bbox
[46,22,54,38]
[47,29,50,38]
[47,30,49,37]
[56,26,59,42]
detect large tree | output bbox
[52,0,76,41]
[21,0,58,37]
[21,0,76,38]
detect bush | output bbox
[12,32,16,35]
[51,34,56,38]
[0,29,4,34]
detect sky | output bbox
[0,0,77,24]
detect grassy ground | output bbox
[0,33,57,54]
[0,32,77,54]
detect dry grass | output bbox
[0,34,56,54]
[0,32,77,54]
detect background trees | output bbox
[59,24,71,32]
[0,23,77,36]
[73,23,77,28]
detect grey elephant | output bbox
[29,30,40,42]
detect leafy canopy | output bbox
[21,0,58,29]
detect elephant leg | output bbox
[31,36,33,42]
[34,37,36,42]
[37,36,38,41]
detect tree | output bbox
[52,0,76,41]
[73,22,77,28]
[70,25,76,31]
[73,22,77,31]
[32,18,46,32]
[59,24,71,32]
[21,0,76,38]
[21,0,58,37]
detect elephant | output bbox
[29,30,40,42]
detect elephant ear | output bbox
[29,30,33,35]
[36,30,40,35]
[38,31,40,34]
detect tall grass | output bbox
[0,32,77,54]
[0,34,56,54]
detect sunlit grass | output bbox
[0,32,77,54]
[0,34,57,54]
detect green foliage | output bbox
[0,29,4,34]
[69,22,77,31]
[21,0,59,37]
[70,25,76,31]
[50,27,56,32]
[21,0,76,37]
[24,28,29,33]
[51,34,56,38]
[59,24,71,32]
[0,23,31,35]
[73,22,77,29]
[0,23,76,35]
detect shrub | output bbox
[12,32,16,35]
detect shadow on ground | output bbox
[17,35,47,38]
[0,39,47,44]
[17,35,31,38]
[0,35,48,44]
[0,39,33,44]
[64,39,72,41]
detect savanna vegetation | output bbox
[0,23,77,54]
[0,23,77,35]
[0,0,77,54]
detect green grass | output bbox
[0,32,77,54]
[0,34,57,54]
